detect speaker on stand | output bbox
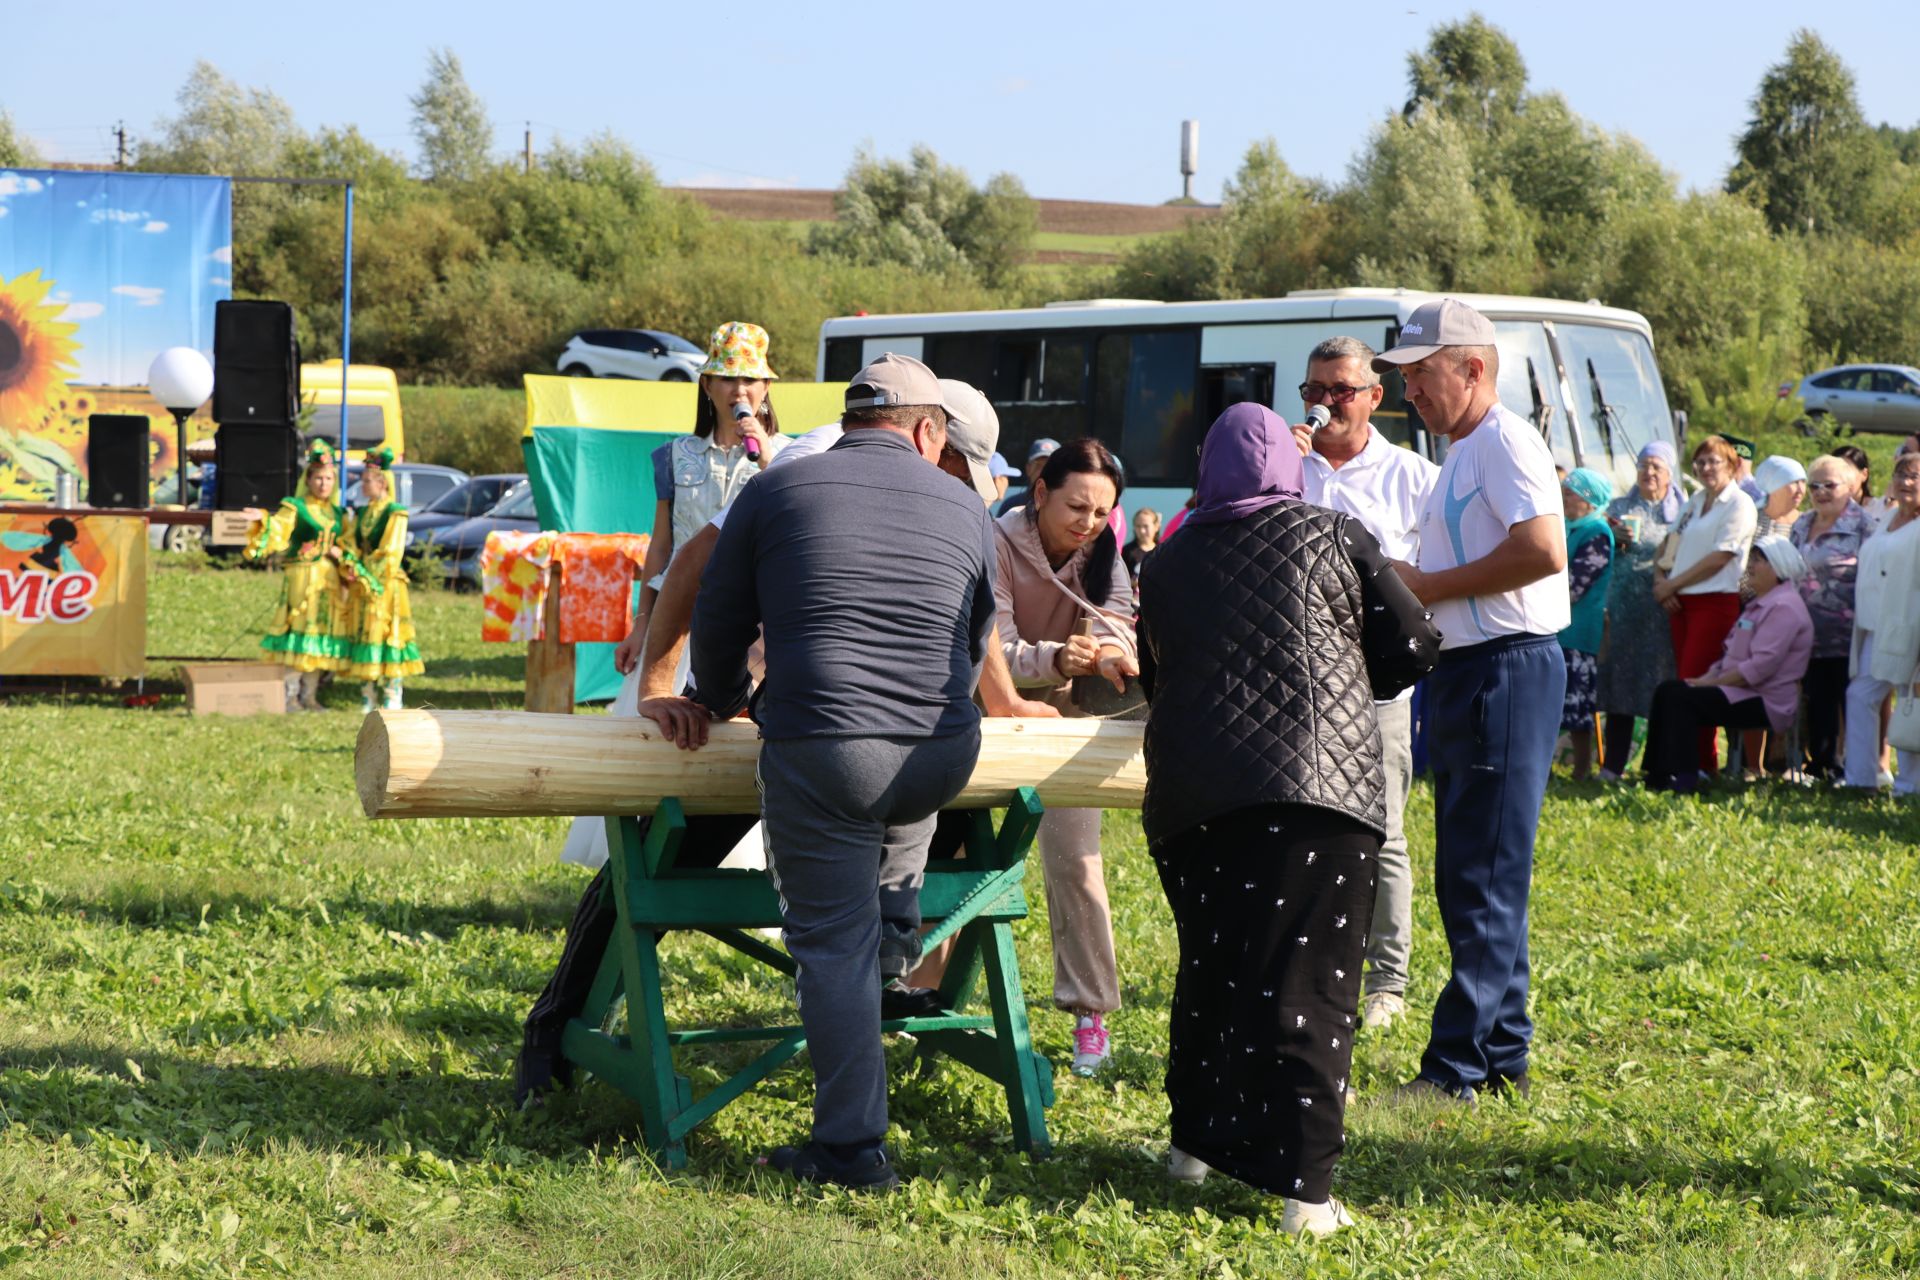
[213,300,300,426]
[86,414,152,509]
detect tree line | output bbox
[3,21,1916,443]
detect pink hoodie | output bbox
[993,507,1138,713]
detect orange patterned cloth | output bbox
[480,531,557,643]
[553,533,651,644]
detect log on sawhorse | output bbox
[558,789,1057,1169]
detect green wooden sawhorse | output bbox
[559,787,1056,1169]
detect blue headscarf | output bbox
[1187,403,1301,526]
[1635,442,1683,523]
[1563,466,1615,555]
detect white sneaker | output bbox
[1280,1196,1354,1237]
[1877,769,1896,789]
[1071,1014,1111,1077]
[1166,1145,1209,1183]
[1360,991,1406,1030]
[1596,768,1622,783]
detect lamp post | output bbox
[147,348,214,508]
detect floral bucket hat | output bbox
[696,321,778,381]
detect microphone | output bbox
[1305,404,1332,433]
[733,402,760,457]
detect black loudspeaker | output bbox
[213,300,299,425]
[214,424,300,511]
[86,414,151,508]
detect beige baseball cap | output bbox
[939,378,1001,505]
[1371,298,1498,371]
[845,352,945,410]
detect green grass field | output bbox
[2,562,1917,1278]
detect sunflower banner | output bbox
[0,513,147,679]
[0,170,231,502]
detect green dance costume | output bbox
[242,495,374,673]
[346,495,425,707]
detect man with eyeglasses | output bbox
[1290,336,1438,1032]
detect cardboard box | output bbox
[180,662,286,716]
[209,511,255,547]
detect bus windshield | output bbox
[1555,323,1672,484]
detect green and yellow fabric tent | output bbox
[520,375,848,702]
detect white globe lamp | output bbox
[148,347,214,509]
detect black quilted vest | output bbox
[1137,501,1386,846]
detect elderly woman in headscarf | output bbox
[1640,536,1813,795]
[1558,467,1616,780]
[1135,403,1437,1238]
[1596,442,1685,779]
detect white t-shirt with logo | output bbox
[1416,402,1571,650]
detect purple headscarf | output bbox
[1186,402,1303,525]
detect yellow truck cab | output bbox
[300,361,405,462]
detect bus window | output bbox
[989,334,1089,459]
[1094,329,1200,486]
[823,337,864,382]
[1491,321,1574,472]
[924,333,994,391]
[1554,323,1673,488]
[1201,364,1275,426]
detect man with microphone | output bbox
[1291,336,1438,1032]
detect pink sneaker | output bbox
[1072,1014,1111,1077]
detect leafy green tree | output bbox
[809,146,1036,286]
[409,48,494,183]
[139,60,301,176]
[1727,31,1878,236]
[0,109,42,167]
[1403,13,1527,128]
[1802,234,1920,364]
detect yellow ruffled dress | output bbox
[242,496,369,672]
[345,498,425,682]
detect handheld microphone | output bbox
[733,402,760,457]
[1305,404,1332,433]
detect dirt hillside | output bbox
[677,188,1218,236]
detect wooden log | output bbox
[523,586,575,714]
[356,710,1145,820]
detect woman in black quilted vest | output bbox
[1136,402,1437,1236]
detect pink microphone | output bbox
[734,403,760,457]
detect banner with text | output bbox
[0,513,147,678]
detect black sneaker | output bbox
[1385,1076,1476,1109]
[880,984,943,1020]
[758,1141,901,1192]
[1486,1071,1532,1100]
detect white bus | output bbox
[818,288,1681,521]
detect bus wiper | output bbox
[1526,357,1554,439]
[1586,358,1619,462]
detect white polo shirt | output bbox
[1302,424,1440,562]
[1305,424,1440,698]
[1416,402,1571,649]
[1671,483,1757,595]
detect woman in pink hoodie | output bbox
[992,438,1139,1074]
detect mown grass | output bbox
[1,562,1917,1277]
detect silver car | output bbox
[1797,363,1920,435]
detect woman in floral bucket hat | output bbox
[638,321,789,628]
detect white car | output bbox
[557,329,705,381]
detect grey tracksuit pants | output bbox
[1364,698,1416,997]
[757,728,981,1145]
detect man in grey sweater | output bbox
[691,353,998,1191]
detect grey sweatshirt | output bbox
[690,428,997,740]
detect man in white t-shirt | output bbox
[1291,335,1439,1032]
[1375,299,1569,1106]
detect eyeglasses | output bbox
[1807,480,1843,493]
[1298,382,1376,405]
[1692,457,1728,472]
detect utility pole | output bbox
[114,121,128,169]
[524,122,533,175]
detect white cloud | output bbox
[210,245,233,265]
[210,276,231,287]
[90,207,151,225]
[112,285,166,307]
[141,220,169,233]
[0,207,8,219]
[61,301,105,320]
[997,77,1032,95]
[0,173,47,199]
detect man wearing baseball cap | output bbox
[689,352,999,1189]
[1373,298,1569,1107]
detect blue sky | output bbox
[0,171,229,383]
[8,2,1917,204]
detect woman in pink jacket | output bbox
[1641,536,1813,794]
[994,437,1139,1074]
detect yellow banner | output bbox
[0,513,147,678]
[522,375,848,437]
